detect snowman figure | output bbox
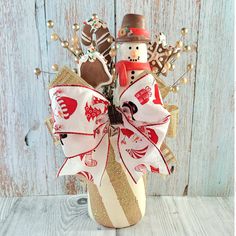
[117,42,149,87]
[114,14,162,108]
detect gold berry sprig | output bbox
[165,27,193,69]
[165,28,193,73]
[48,20,84,61]
[169,63,194,93]
[34,20,83,77]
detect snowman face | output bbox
[118,42,148,62]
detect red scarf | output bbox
[115,60,151,87]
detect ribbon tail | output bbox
[57,133,110,186]
[117,112,170,183]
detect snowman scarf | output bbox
[116,60,151,87]
[49,74,171,185]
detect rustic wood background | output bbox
[0,0,233,197]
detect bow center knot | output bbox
[108,105,123,125]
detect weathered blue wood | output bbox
[0,0,115,196]
[188,0,234,196]
[0,0,51,196]
[0,195,233,235]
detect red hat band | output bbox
[118,27,150,39]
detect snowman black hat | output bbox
[116,14,150,43]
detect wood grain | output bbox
[0,195,116,236]
[188,0,234,196]
[117,196,234,236]
[0,195,233,236]
[0,0,52,197]
[0,197,19,228]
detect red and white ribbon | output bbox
[49,74,170,185]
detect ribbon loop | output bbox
[49,85,110,135]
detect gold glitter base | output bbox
[87,144,147,228]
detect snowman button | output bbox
[131,76,135,80]
[131,71,135,74]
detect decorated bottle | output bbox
[86,14,170,228]
[49,14,170,229]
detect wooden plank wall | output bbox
[188,0,234,196]
[0,0,233,197]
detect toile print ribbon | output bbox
[49,74,171,185]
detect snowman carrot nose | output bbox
[130,50,139,58]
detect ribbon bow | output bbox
[49,74,171,185]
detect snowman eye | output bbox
[129,46,132,49]
[136,46,139,50]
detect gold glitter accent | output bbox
[105,145,143,226]
[87,180,114,228]
[160,142,177,165]
[164,104,179,138]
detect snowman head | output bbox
[118,42,148,62]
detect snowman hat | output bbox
[116,14,150,43]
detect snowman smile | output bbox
[128,56,140,62]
